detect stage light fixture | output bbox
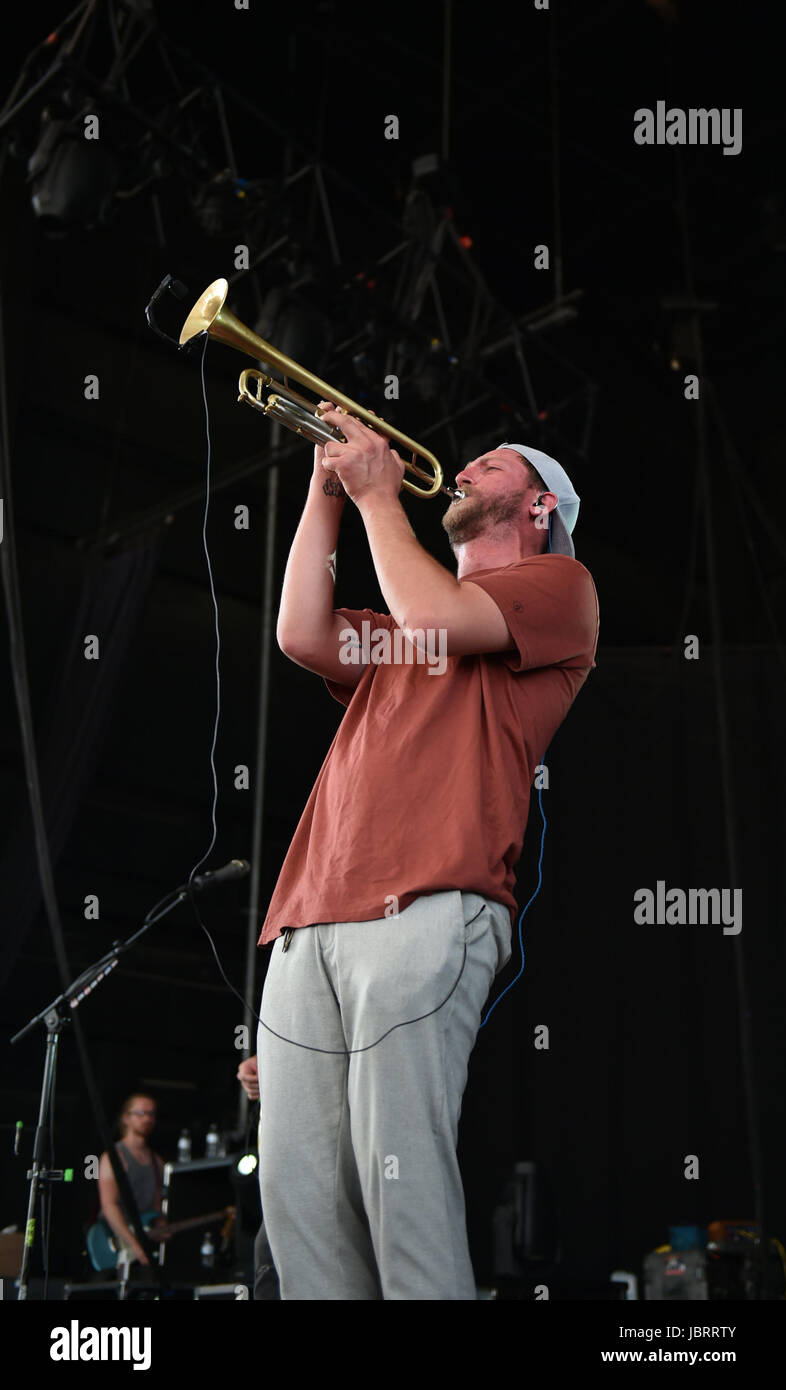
[27,110,119,233]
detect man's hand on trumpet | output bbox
[316,401,405,509]
[312,402,347,498]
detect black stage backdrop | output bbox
[461,645,785,1287]
[0,0,783,1313]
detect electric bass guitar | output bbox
[86,1206,234,1272]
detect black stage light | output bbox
[191,171,278,238]
[410,152,459,212]
[27,110,119,234]
[192,170,248,237]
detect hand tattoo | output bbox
[323,476,346,498]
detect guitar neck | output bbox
[159,1209,228,1238]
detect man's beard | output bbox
[441,489,524,544]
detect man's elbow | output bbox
[276,625,293,657]
[277,622,306,660]
[277,626,324,670]
[399,601,448,642]
[398,616,429,654]
[401,598,468,651]
[399,617,454,667]
[403,614,512,659]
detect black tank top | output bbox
[115,1142,161,1215]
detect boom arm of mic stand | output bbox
[10,890,188,1046]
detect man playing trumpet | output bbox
[256,405,598,1299]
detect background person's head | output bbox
[116,1093,157,1141]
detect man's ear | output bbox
[531,490,558,525]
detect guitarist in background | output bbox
[97,1093,164,1269]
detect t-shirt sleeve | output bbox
[323,607,396,706]
[464,556,599,673]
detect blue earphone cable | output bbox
[479,516,553,1026]
[479,745,548,1028]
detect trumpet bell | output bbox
[180,277,270,359]
[179,278,229,344]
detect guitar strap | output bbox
[153,1152,164,1211]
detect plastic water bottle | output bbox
[200,1231,215,1269]
[177,1129,192,1163]
[205,1123,219,1158]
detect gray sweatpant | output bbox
[256,889,511,1300]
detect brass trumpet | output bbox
[179,278,445,498]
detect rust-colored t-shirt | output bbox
[258,554,599,945]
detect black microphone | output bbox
[145,273,191,347]
[190,859,250,893]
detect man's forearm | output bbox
[277,475,346,650]
[358,492,461,633]
[102,1202,139,1250]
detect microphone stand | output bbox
[11,887,188,1301]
